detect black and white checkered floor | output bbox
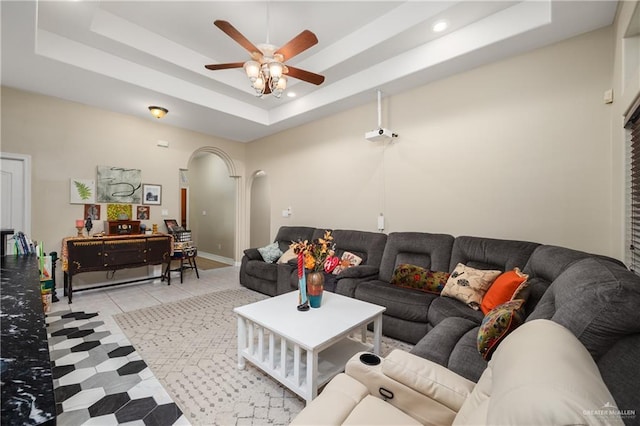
[47,310,187,425]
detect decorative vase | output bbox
[307,271,324,308]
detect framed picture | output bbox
[70,179,96,204]
[142,184,162,205]
[164,219,183,233]
[96,165,142,204]
[137,206,150,220]
[84,204,101,220]
[106,204,132,221]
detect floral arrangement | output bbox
[290,230,336,272]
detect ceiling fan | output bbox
[205,20,325,98]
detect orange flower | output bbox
[290,230,336,272]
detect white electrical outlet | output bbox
[161,209,168,216]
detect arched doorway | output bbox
[186,147,242,265]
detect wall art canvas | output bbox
[96,165,142,204]
[106,204,133,221]
[84,204,101,220]
[70,179,95,204]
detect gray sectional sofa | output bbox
[239,226,640,422]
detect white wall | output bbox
[247,26,618,257]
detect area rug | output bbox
[195,257,229,271]
[114,288,413,426]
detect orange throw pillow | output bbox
[480,268,529,315]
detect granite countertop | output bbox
[1,255,56,425]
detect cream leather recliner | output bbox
[291,320,624,426]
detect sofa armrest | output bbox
[243,248,263,261]
[345,350,475,425]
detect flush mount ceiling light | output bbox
[205,20,324,98]
[148,106,168,119]
[432,20,449,33]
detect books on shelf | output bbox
[10,231,35,255]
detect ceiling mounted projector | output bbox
[365,128,397,142]
[364,90,398,142]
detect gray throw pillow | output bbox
[257,242,283,263]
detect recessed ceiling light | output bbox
[286,92,297,98]
[432,20,449,33]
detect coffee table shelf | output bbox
[234,291,385,403]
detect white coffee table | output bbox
[234,291,385,403]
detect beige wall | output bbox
[3,15,636,267]
[247,26,619,257]
[0,87,245,260]
[188,153,235,259]
[249,173,271,248]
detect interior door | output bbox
[0,153,31,253]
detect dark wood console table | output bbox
[62,234,172,303]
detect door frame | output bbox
[0,152,32,237]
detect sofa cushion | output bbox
[427,296,484,327]
[290,373,369,425]
[454,320,624,426]
[449,236,539,273]
[378,232,455,283]
[257,242,282,263]
[441,263,501,310]
[390,264,449,294]
[480,268,528,314]
[477,299,525,360]
[343,395,421,425]
[527,257,640,361]
[245,259,278,282]
[356,280,437,323]
[274,226,317,253]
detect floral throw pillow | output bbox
[257,242,283,264]
[390,264,450,294]
[332,251,363,275]
[477,299,525,360]
[440,263,501,310]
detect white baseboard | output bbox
[197,251,235,266]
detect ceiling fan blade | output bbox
[214,20,262,58]
[205,62,245,71]
[286,66,325,85]
[275,30,318,61]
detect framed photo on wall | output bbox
[137,206,150,220]
[142,184,162,205]
[84,204,101,220]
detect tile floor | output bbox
[47,265,240,425]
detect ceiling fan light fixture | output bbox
[148,106,168,119]
[244,61,261,81]
[268,62,283,80]
[207,20,324,99]
[272,76,287,98]
[252,75,266,97]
